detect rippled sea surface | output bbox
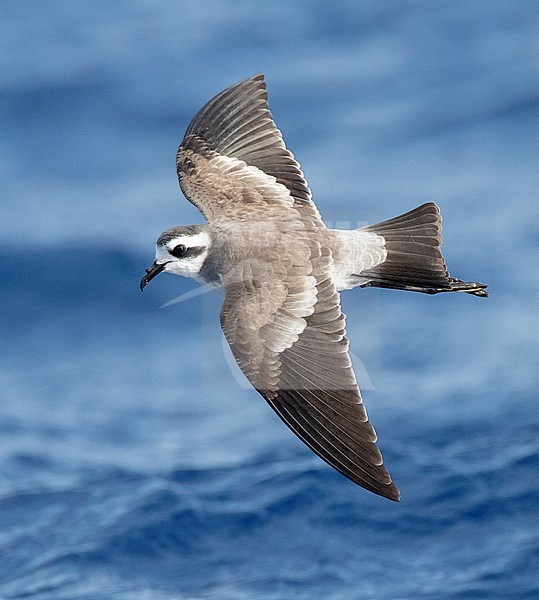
[1,2,538,598]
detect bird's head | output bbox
[140,225,210,291]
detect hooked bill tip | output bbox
[140,261,167,292]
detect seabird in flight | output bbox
[140,75,487,501]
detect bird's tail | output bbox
[358,202,488,297]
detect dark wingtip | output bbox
[367,480,400,502]
[385,482,401,502]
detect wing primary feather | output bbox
[265,393,399,500]
[281,387,385,476]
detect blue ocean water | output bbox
[1,1,538,598]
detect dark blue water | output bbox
[1,2,538,598]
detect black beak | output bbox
[140,261,168,291]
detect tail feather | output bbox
[359,203,488,298]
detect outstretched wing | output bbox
[220,242,400,501]
[176,74,321,224]
[178,75,399,499]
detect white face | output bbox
[155,232,210,279]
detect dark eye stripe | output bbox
[169,244,206,259]
[183,246,206,259]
